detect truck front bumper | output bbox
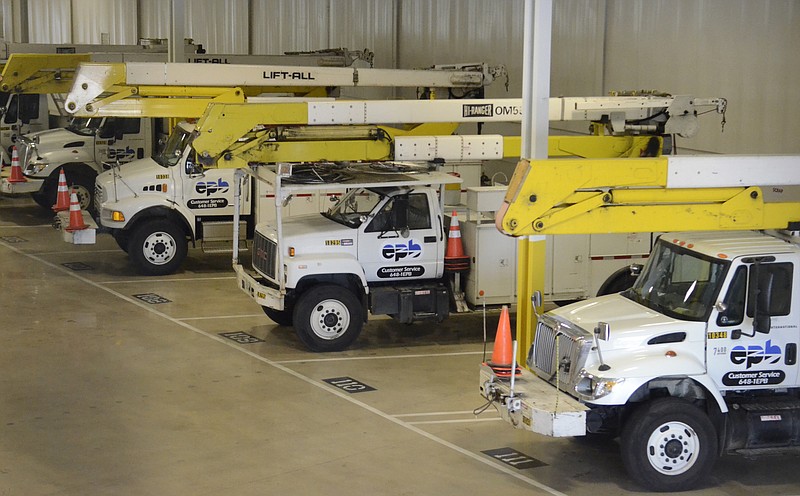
[234,263,285,310]
[479,363,588,437]
[0,176,44,194]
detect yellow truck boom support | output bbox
[497,155,800,235]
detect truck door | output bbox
[2,94,48,156]
[95,117,147,166]
[707,256,799,390]
[179,151,246,217]
[358,190,441,282]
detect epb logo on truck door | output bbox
[730,340,782,369]
[196,179,229,196]
[382,240,422,261]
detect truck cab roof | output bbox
[661,230,797,260]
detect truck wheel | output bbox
[34,171,95,212]
[620,398,717,492]
[262,306,293,327]
[293,284,363,352]
[129,219,188,276]
[69,173,95,211]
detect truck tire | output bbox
[69,173,95,212]
[112,230,130,253]
[620,397,717,492]
[262,305,293,327]
[129,219,188,276]
[293,284,363,352]
[32,171,95,212]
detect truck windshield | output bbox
[66,117,103,136]
[323,188,385,228]
[622,239,729,321]
[155,126,195,168]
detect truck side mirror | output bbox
[748,263,774,334]
[754,272,774,333]
[531,290,542,318]
[594,322,610,341]
[630,264,643,277]
[392,195,409,231]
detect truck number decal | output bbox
[377,266,424,278]
[712,346,727,356]
[382,239,422,261]
[707,331,728,339]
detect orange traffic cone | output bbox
[485,305,521,378]
[7,146,27,183]
[444,211,470,272]
[65,192,88,232]
[52,168,71,212]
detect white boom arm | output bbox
[64,62,507,115]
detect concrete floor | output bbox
[1,194,799,496]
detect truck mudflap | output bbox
[234,263,284,310]
[0,176,43,194]
[479,363,587,437]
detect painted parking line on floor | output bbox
[275,350,485,364]
[177,313,264,321]
[101,276,238,284]
[0,239,568,496]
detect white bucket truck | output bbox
[0,48,375,209]
[480,154,800,491]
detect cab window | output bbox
[365,193,430,233]
[747,262,792,317]
[718,266,746,326]
[3,94,40,124]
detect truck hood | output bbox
[260,214,358,256]
[550,294,706,352]
[25,128,88,149]
[97,158,166,204]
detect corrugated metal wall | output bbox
[1,0,797,154]
[604,0,800,154]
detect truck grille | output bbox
[528,316,592,392]
[16,141,34,171]
[252,232,277,280]
[94,183,106,212]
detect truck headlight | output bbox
[25,160,49,175]
[575,370,624,400]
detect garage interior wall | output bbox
[0,0,797,154]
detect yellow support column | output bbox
[516,235,545,366]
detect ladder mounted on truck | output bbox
[63,61,508,117]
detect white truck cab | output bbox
[95,121,251,275]
[480,230,800,491]
[2,116,158,210]
[237,167,459,352]
[0,93,55,166]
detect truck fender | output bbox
[287,255,368,292]
[124,206,193,241]
[586,353,729,413]
[58,162,97,179]
[35,150,97,179]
